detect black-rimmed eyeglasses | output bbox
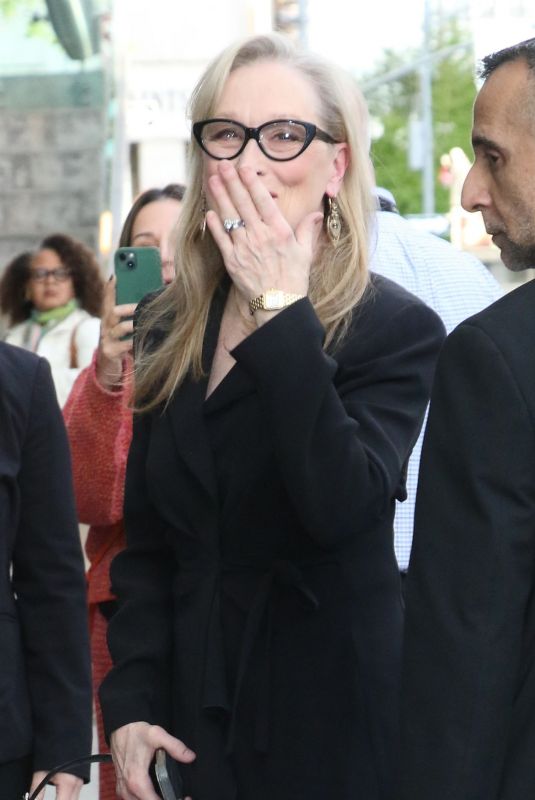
[29,267,72,282]
[192,118,339,162]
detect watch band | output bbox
[249,289,305,315]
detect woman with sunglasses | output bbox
[0,233,103,407]
[100,34,445,800]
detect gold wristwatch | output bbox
[249,289,305,315]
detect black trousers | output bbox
[0,754,33,798]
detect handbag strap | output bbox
[69,320,81,369]
[23,753,113,800]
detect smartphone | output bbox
[114,246,163,306]
[150,748,184,800]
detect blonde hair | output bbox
[134,33,374,411]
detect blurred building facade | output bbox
[0,2,110,266]
[0,0,274,271]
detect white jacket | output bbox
[5,308,101,407]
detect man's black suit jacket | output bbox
[0,343,91,775]
[401,278,535,800]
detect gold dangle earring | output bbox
[327,196,342,246]
[200,192,207,238]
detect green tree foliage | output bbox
[364,15,476,215]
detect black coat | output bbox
[0,343,92,775]
[401,278,535,800]
[101,275,445,800]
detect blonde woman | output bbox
[100,33,445,800]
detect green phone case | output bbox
[114,246,163,305]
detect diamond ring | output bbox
[223,218,246,233]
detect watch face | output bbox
[264,289,285,310]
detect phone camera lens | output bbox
[126,257,135,270]
[119,252,126,261]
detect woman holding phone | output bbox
[63,182,185,800]
[99,34,444,800]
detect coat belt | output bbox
[175,557,324,754]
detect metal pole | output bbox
[420,0,435,214]
[298,0,308,47]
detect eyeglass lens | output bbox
[30,267,71,282]
[201,120,309,159]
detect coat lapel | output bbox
[165,279,226,504]
[166,372,218,503]
[165,278,257,501]
[202,278,256,416]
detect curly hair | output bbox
[0,234,104,326]
[0,251,34,326]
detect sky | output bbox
[307,0,427,77]
[302,0,535,78]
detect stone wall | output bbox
[0,71,107,268]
